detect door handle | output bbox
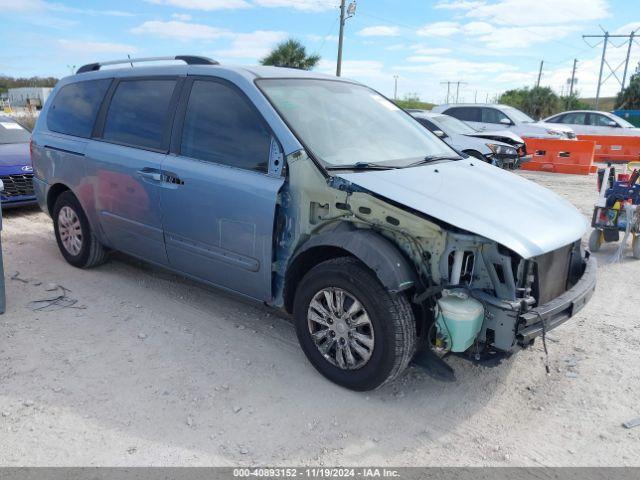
[137,169,162,182]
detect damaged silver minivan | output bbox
[32,57,597,391]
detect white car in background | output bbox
[432,103,576,139]
[543,110,640,136]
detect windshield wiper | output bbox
[326,162,398,171]
[405,155,462,168]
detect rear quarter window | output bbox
[47,79,112,138]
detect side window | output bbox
[445,107,480,122]
[180,80,271,172]
[590,114,617,127]
[47,79,111,138]
[563,112,587,125]
[546,114,564,123]
[481,108,509,124]
[102,79,177,150]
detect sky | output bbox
[0,0,638,104]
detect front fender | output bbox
[291,223,417,293]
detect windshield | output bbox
[502,106,535,123]
[258,79,458,167]
[613,115,635,128]
[430,114,477,135]
[0,118,31,144]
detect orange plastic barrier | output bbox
[520,138,596,175]
[577,135,640,163]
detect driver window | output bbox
[590,114,617,127]
[481,108,509,124]
[564,112,587,125]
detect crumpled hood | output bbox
[0,142,31,167]
[466,129,524,145]
[337,159,587,259]
[533,122,575,134]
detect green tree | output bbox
[615,62,640,109]
[499,86,560,119]
[0,75,58,94]
[260,39,320,70]
[564,92,591,110]
[394,93,434,110]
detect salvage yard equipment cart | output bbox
[590,163,640,259]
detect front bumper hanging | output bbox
[517,255,597,344]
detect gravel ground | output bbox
[0,170,639,466]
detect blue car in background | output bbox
[0,115,36,208]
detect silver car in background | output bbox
[543,110,640,136]
[408,110,524,169]
[432,103,576,139]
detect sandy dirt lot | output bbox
[0,171,639,466]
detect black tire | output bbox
[52,191,108,268]
[293,257,416,391]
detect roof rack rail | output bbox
[76,55,219,74]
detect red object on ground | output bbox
[520,138,596,175]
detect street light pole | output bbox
[393,75,398,100]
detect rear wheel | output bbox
[53,191,108,268]
[588,229,603,252]
[293,257,416,391]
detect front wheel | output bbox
[588,229,603,252]
[293,257,416,391]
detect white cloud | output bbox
[465,0,609,27]
[0,0,47,10]
[131,20,230,40]
[411,46,452,55]
[614,22,640,34]
[357,26,399,37]
[435,0,485,10]
[146,0,251,10]
[172,13,192,20]
[417,21,460,37]
[463,21,493,36]
[406,55,445,63]
[215,30,288,59]
[318,59,386,79]
[252,0,337,11]
[57,39,138,54]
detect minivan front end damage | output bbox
[273,150,596,362]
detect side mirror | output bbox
[433,130,446,138]
[499,118,512,126]
[606,120,618,127]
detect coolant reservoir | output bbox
[437,290,484,353]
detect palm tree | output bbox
[261,39,320,70]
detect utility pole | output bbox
[393,75,398,100]
[441,81,451,103]
[336,0,356,77]
[595,31,608,110]
[621,31,636,90]
[441,80,467,103]
[583,30,637,109]
[455,81,467,103]
[567,58,578,109]
[536,60,544,88]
